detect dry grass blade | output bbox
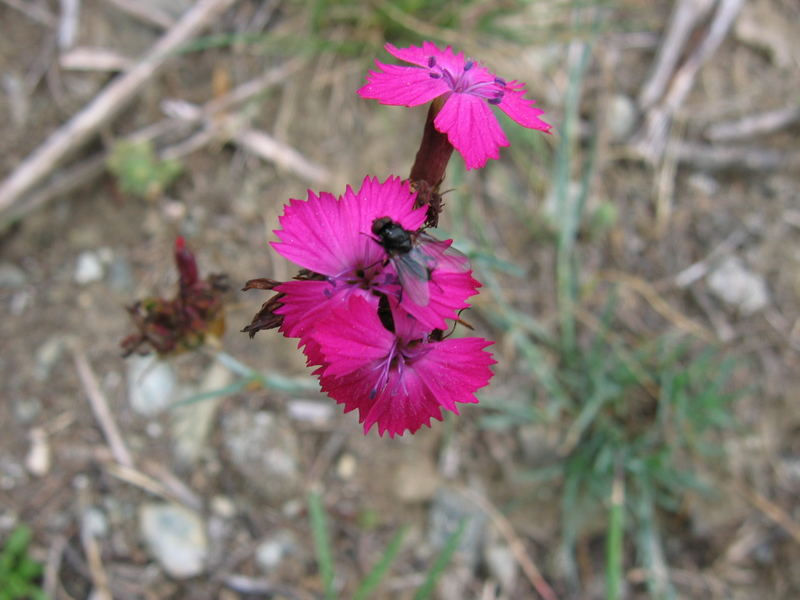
[462,489,559,600]
[735,483,800,545]
[0,0,238,215]
[600,270,716,342]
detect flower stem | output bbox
[408,97,453,227]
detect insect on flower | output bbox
[371,216,468,307]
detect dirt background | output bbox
[0,0,799,598]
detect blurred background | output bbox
[1,0,799,598]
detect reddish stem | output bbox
[408,98,454,227]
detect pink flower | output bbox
[271,175,479,338]
[312,295,495,437]
[358,42,551,170]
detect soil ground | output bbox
[1,0,799,598]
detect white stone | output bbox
[74,251,104,284]
[25,428,50,477]
[127,355,176,417]
[255,530,298,572]
[139,503,208,579]
[607,94,637,141]
[707,256,769,315]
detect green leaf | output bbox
[413,519,467,600]
[352,527,407,600]
[308,491,336,600]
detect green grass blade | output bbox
[352,527,408,600]
[170,376,254,408]
[308,491,336,600]
[413,519,467,600]
[606,466,625,600]
[634,487,675,600]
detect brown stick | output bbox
[637,0,715,109]
[632,0,744,162]
[0,58,302,232]
[706,106,800,141]
[103,0,175,29]
[73,348,135,469]
[0,0,238,215]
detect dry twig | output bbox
[0,59,302,231]
[57,0,80,50]
[0,0,238,216]
[638,0,715,109]
[1,0,56,27]
[675,141,798,170]
[672,228,748,288]
[706,106,800,141]
[80,507,112,600]
[72,347,135,469]
[631,0,745,162]
[102,0,175,29]
[60,46,134,72]
[43,535,68,600]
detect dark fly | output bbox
[371,216,468,307]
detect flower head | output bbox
[312,295,495,437]
[358,42,551,170]
[121,237,228,356]
[265,175,479,339]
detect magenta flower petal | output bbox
[271,176,426,281]
[271,190,371,277]
[347,175,428,232]
[399,263,481,331]
[358,61,451,107]
[358,41,550,169]
[274,279,378,344]
[313,295,495,437]
[434,92,509,170]
[496,81,551,131]
[311,296,395,377]
[385,41,463,69]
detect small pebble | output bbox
[0,263,27,288]
[139,503,208,579]
[707,256,769,315]
[74,251,104,284]
[25,428,50,477]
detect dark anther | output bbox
[464,60,474,71]
[427,56,436,67]
[494,77,506,87]
[488,96,503,105]
[429,72,442,79]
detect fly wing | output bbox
[392,249,431,307]
[416,233,470,273]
